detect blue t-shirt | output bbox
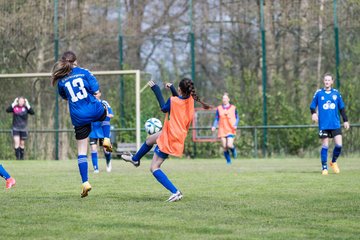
[89,100,113,139]
[310,88,345,130]
[57,67,105,126]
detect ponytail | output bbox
[179,78,212,109]
[51,51,77,86]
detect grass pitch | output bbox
[0,157,359,239]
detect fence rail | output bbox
[0,124,359,160]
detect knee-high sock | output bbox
[19,147,24,160]
[102,117,111,138]
[229,147,237,158]
[91,150,98,170]
[332,145,342,163]
[152,169,178,194]
[132,142,152,161]
[78,155,88,183]
[15,148,21,160]
[104,151,111,165]
[0,164,11,180]
[224,150,231,164]
[321,146,328,170]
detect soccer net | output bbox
[0,70,142,160]
[192,108,218,142]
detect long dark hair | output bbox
[178,78,211,109]
[51,51,77,86]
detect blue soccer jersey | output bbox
[310,88,345,130]
[57,67,105,127]
[89,100,113,139]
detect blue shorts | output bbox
[226,134,235,138]
[154,146,169,159]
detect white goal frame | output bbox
[0,70,142,150]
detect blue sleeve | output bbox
[169,85,179,96]
[108,106,113,115]
[161,98,171,113]
[310,91,318,110]
[234,109,239,126]
[85,70,99,94]
[338,92,345,110]
[58,84,67,100]
[212,109,219,128]
[151,85,166,109]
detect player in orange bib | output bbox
[122,78,210,202]
[211,93,239,164]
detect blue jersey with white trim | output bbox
[310,88,345,130]
[89,100,113,139]
[57,67,105,126]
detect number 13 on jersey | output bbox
[65,78,88,102]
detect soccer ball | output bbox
[144,118,162,135]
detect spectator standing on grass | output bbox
[6,96,34,160]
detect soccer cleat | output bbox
[106,162,112,173]
[93,169,99,174]
[321,169,329,175]
[102,138,113,153]
[330,162,340,174]
[5,177,16,189]
[81,181,92,198]
[167,191,183,202]
[121,153,140,167]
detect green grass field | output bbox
[0,157,359,240]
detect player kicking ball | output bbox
[121,79,210,202]
[310,73,350,175]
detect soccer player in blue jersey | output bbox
[89,91,114,173]
[51,51,112,198]
[0,164,16,189]
[310,73,350,175]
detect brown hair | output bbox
[323,72,333,80]
[178,78,211,109]
[51,51,77,86]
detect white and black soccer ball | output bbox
[144,118,162,135]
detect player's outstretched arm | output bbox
[148,80,166,109]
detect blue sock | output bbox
[152,169,178,194]
[321,146,328,170]
[224,150,231,164]
[133,142,152,161]
[78,155,88,183]
[332,145,342,163]
[229,147,237,158]
[104,151,111,165]
[102,117,111,138]
[91,151,98,170]
[0,164,11,180]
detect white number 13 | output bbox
[65,78,88,102]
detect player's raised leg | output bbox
[102,117,113,153]
[121,131,160,167]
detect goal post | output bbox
[192,108,219,142]
[0,70,142,158]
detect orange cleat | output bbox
[6,177,16,189]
